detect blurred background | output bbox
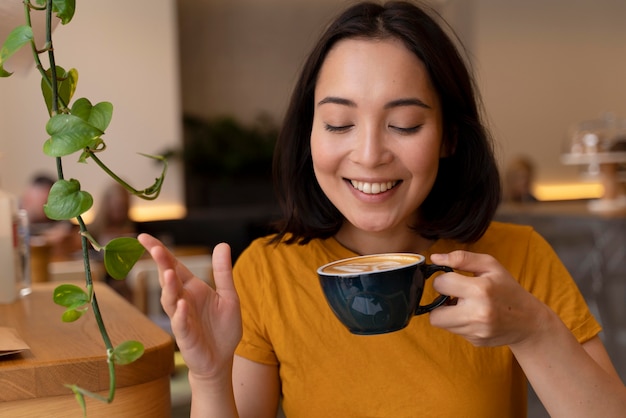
[2,0,626,218]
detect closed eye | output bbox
[390,125,423,134]
[324,123,353,133]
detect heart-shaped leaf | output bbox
[0,26,34,77]
[113,340,144,365]
[103,237,145,280]
[71,98,113,132]
[61,308,85,322]
[53,284,89,308]
[52,0,76,25]
[43,114,103,157]
[44,178,93,220]
[33,0,76,24]
[53,284,90,322]
[41,66,78,115]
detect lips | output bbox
[349,180,399,195]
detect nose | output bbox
[350,125,393,168]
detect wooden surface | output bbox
[0,281,175,417]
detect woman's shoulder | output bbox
[438,220,544,258]
[237,233,307,260]
[466,220,554,263]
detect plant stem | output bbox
[45,0,58,117]
[40,0,117,404]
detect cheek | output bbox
[401,140,441,191]
[310,131,339,175]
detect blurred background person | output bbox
[88,181,137,300]
[503,155,538,203]
[89,181,137,245]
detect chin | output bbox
[351,219,396,233]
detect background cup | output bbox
[317,253,452,335]
[16,209,32,297]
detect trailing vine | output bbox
[0,1,168,415]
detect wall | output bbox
[177,0,346,124]
[473,0,626,192]
[0,0,184,221]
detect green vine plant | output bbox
[0,1,167,415]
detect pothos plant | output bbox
[0,0,167,415]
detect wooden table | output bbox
[0,282,175,417]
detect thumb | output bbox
[211,242,237,294]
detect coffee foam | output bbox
[320,254,423,275]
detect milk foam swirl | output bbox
[320,254,422,275]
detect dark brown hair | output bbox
[272,1,501,244]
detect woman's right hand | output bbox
[137,234,242,383]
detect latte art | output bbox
[320,254,423,275]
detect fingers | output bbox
[138,233,176,269]
[430,250,511,297]
[136,232,161,251]
[431,250,498,276]
[428,251,532,347]
[428,251,492,324]
[138,233,195,284]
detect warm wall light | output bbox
[533,182,604,201]
[74,204,186,226]
[129,204,187,222]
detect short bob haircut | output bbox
[272,0,501,245]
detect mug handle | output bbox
[415,264,453,315]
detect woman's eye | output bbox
[390,124,423,134]
[324,123,353,133]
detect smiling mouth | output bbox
[349,180,399,195]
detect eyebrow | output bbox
[316,96,431,109]
[317,96,356,107]
[384,98,431,110]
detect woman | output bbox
[139,1,626,416]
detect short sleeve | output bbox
[233,239,279,366]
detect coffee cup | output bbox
[317,253,452,335]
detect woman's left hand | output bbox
[428,250,549,347]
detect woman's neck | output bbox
[334,223,435,256]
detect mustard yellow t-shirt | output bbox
[233,221,601,417]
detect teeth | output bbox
[350,180,398,194]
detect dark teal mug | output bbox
[317,253,452,335]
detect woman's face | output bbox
[311,37,444,235]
